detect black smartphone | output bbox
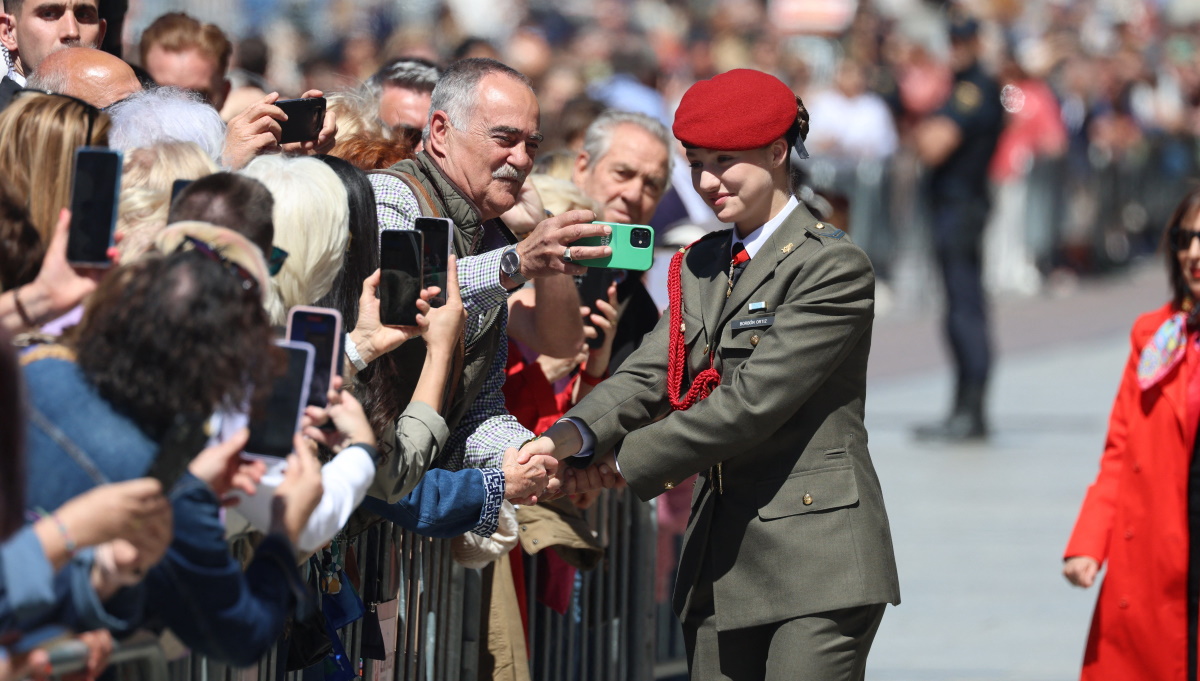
[415,217,452,307]
[379,229,423,327]
[66,147,122,267]
[287,306,343,408]
[576,267,614,349]
[170,178,193,204]
[246,340,315,458]
[276,97,326,144]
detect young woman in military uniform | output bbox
[517,68,900,680]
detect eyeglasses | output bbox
[180,236,260,295]
[268,246,289,276]
[1169,226,1200,251]
[13,88,101,146]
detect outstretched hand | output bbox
[280,89,338,155]
[544,451,624,500]
[423,254,466,356]
[502,445,559,505]
[514,210,610,279]
[186,428,267,502]
[303,376,377,451]
[348,268,436,365]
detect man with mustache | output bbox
[367,58,610,516]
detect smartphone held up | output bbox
[379,229,423,327]
[570,222,654,271]
[66,147,123,268]
[276,97,326,145]
[414,217,453,307]
[286,306,343,408]
[245,339,315,459]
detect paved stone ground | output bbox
[865,263,1165,680]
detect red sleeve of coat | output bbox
[1063,323,1141,564]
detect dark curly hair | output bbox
[73,249,276,440]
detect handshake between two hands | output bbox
[500,435,625,506]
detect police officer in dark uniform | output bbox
[914,12,1004,441]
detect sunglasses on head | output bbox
[268,246,288,276]
[13,88,102,146]
[180,236,260,294]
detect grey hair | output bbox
[423,58,533,143]
[106,87,226,164]
[581,109,672,188]
[364,57,439,100]
[25,68,70,97]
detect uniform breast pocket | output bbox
[720,314,774,360]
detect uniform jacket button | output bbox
[664,481,675,490]
[802,493,813,506]
[750,334,760,346]
[1118,598,1129,609]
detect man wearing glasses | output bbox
[0,0,105,109]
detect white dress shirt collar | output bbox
[731,195,799,259]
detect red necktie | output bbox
[727,242,750,295]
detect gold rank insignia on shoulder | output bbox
[780,243,793,253]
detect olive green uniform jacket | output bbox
[565,203,900,630]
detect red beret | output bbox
[672,69,798,151]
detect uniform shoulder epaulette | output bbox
[805,220,845,240]
[677,228,732,253]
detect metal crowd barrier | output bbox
[82,487,675,681]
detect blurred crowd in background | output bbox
[87,0,1200,308]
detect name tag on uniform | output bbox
[732,315,775,330]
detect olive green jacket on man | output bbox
[565,203,900,630]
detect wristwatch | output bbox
[500,246,528,287]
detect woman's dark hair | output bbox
[73,249,276,440]
[1163,186,1200,315]
[784,95,810,152]
[0,325,26,540]
[0,184,43,291]
[313,155,410,439]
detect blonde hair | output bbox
[117,142,218,260]
[327,91,389,140]
[240,155,349,324]
[0,93,112,243]
[529,174,601,218]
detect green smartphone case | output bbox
[572,222,655,271]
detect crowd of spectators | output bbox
[103,0,1200,295]
[4,0,1200,677]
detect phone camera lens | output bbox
[631,228,651,248]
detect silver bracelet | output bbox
[344,332,368,371]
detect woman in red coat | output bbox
[1065,188,1200,680]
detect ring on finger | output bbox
[562,246,573,263]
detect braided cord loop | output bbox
[667,245,721,411]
